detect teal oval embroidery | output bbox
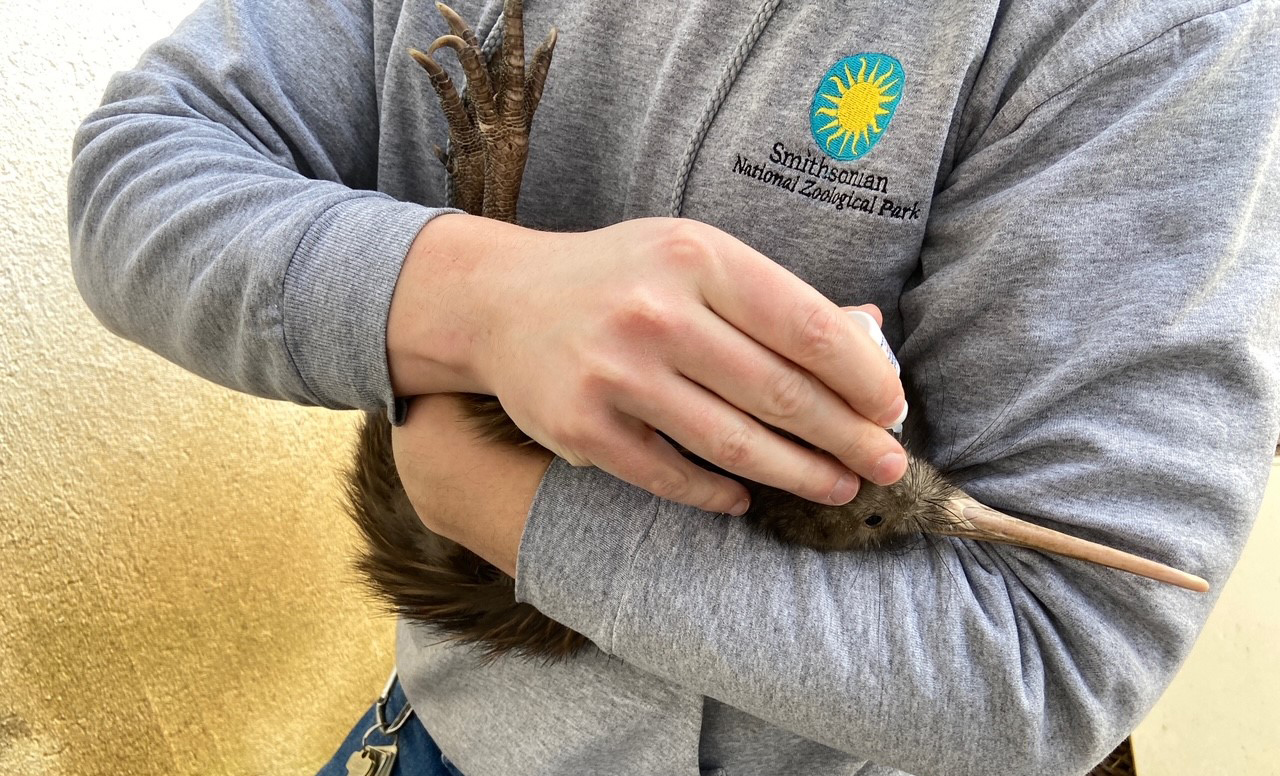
[810,53,904,161]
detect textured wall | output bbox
[0,2,1276,775]
[1133,459,1280,775]
[0,3,394,775]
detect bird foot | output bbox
[409,0,557,223]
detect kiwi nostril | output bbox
[864,514,884,527]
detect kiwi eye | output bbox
[864,514,884,527]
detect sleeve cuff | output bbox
[282,195,460,422]
[513,456,663,652]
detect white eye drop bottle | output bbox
[846,310,906,434]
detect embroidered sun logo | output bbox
[810,53,904,161]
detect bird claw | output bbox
[434,1,480,49]
[425,33,470,57]
[410,0,557,222]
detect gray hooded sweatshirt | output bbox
[68,0,1280,774]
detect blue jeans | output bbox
[315,681,463,776]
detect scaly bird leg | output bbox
[408,0,558,223]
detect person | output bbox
[68,0,1280,774]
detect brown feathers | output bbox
[346,407,587,661]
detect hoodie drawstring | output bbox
[668,0,783,217]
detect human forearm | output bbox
[387,213,540,398]
[391,393,553,577]
[67,0,457,417]
[514,469,1156,775]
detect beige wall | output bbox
[0,2,1275,775]
[1134,458,1280,775]
[1,3,394,775]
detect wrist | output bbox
[392,394,553,579]
[387,212,524,396]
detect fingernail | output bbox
[872,452,906,486]
[729,498,750,517]
[827,472,859,505]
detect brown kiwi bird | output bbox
[345,0,1209,666]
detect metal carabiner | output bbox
[361,668,415,748]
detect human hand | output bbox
[390,393,552,578]
[387,214,906,515]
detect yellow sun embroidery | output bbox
[810,54,904,161]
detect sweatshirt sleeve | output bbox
[514,4,1280,775]
[67,0,456,419]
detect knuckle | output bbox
[647,466,692,501]
[761,367,812,421]
[794,306,840,362]
[611,288,675,341]
[827,435,860,465]
[711,422,754,470]
[655,219,716,273]
[577,354,632,399]
[874,375,905,418]
[548,419,594,456]
[829,426,876,468]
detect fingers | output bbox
[575,415,752,515]
[673,305,904,487]
[614,372,868,507]
[697,234,907,432]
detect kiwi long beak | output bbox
[937,495,1210,592]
